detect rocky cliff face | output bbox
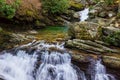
[65,1,120,70]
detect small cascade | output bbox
[0,42,87,80]
[88,59,116,80]
[35,43,86,80]
[79,8,89,21]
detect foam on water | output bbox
[88,59,116,80]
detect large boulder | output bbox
[68,21,102,40]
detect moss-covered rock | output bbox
[68,21,102,40]
[69,0,84,11]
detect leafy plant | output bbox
[42,0,70,14]
[0,0,20,19]
[103,31,120,46]
[94,0,114,5]
[104,0,114,5]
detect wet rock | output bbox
[68,21,101,40]
[103,56,120,69]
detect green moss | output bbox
[0,0,21,19]
[117,13,120,18]
[26,10,34,16]
[42,0,70,14]
[0,27,2,32]
[69,0,83,10]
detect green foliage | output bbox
[0,0,20,19]
[104,31,120,46]
[104,0,114,5]
[42,0,70,14]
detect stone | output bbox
[103,56,120,69]
[102,26,120,35]
[28,30,38,34]
[108,11,116,18]
[98,11,107,18]
[68,21,101,40]
[73,12,80,19]
[65,39,120,53]
[69,0,84,11]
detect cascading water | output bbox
[79,8,89,21]
[36,51,86,80]
[35,43,86,80]
[0,50,37,80]
[88,59,116,80]
[0,42,86,80]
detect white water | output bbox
[88,59,116,80]
[0,43,86,80]
[36,51,86,80]
[79,8,89,21]
[0,50,37,80]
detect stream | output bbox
[0,42,116,80]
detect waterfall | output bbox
[88,59,116,80]
[36,52,86,80]
[0,50,37,80]
[79,8,89,21]
[0,42,86,80]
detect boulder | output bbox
[68,21,101,40]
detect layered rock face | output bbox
[65,1,120,69]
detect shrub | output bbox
[42,0,70,14]
[103,31,120,46]
[0,0,20,19]
[94,0,114,5]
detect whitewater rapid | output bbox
[0,42,116,80]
